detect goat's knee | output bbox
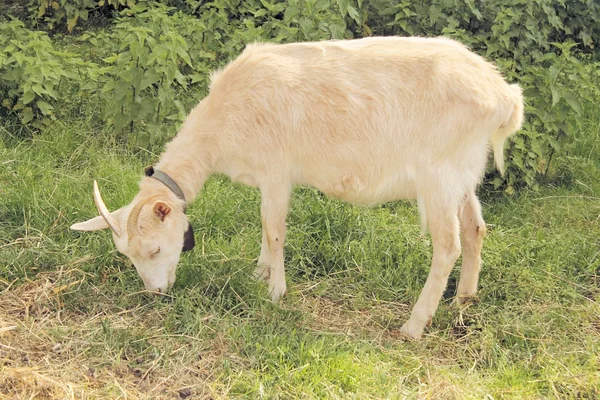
[265,226,285,250]
[432,228,461,273]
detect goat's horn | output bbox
[127,201,145,240]
[93,180,121,237]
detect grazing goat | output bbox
[71,36,524,338]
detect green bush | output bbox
[180,0,351,55]
[501,42,599,191]
[2,0,599,189]
[0,19,95,129]
[87,3,209,145]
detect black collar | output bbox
[144,166,186,203]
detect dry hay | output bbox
[0,268,224,399]
[291,279,416,344]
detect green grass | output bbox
[1,121,599,399]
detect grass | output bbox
[1,121,599,399]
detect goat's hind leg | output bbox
[401,195,462,339]
[456,190,486,304]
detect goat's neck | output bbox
[152,130,216,204]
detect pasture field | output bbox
[2,0,600,398]
[0,117,599,399]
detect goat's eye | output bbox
[150,248,161,258]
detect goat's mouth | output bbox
[144,286,169,295]
[143,278,175,295]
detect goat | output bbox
[71,36,524,338]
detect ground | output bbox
[0,123,599,399]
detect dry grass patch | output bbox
[293,285,411,341]
[0,269,227,399]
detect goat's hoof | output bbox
[253,264,270,282]
[399,320,424,339]
[269,281,287,302]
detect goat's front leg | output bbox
[401,202,461,339]
[258,182,291,302]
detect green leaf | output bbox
[67,16,78,33]
[337,0,349,17]
[550,86,561,107]
[492,177,504,189]
[32,84,45,96]
[36,100,53,115]
[328,21,346,39]
[103,55,118,64]
[347,5,360,24]
[174,70,188,87]
[284,5,300,22]
[22,107,34,123]
[254,9,267,17]
[579,31,593,48]
[21,90,36,105]
[429,5,441,25]
[102,80,117,94]
[190,74,204,84]
[513,154,524,170]
[562,93,582,115]
[140,70,160,91]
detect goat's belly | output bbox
[306,172,418,206]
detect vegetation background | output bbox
[1,0,599,398]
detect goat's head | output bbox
[70,180,195,293]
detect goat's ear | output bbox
[153,201,172,222]
[182,223,195,252]
[71,207,125,232]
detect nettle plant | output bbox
[0,20,75,128]
[499,42,596,191]
[92,4,211,145]
[183,0,353,58]
[479,1,598,190]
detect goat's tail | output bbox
[491,84,524,175]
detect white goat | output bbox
[71,36,524,338]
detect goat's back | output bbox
[204,37,522,204]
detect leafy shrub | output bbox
[83,3,210,145]
[499,42,598,191]
[182,0,351,55]
[0,19,88,128]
